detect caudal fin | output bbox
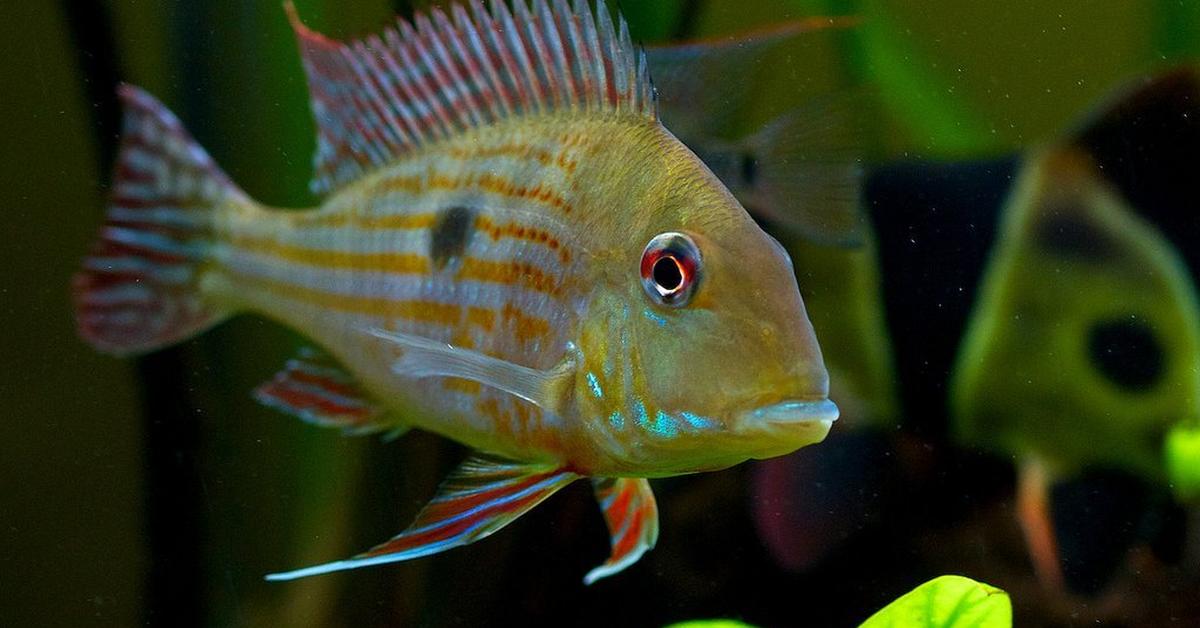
[745,96,865,247]
[72,85,244,355]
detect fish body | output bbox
[74,0,836,582]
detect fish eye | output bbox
[640,232,701,307]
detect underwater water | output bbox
[3,0,1200,626]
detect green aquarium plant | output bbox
[859,575,1012,628]
[664,621,758,628]
[1166,421,1200,503]
[663,575,1012,628]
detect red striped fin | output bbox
[584,477,658,584]
[265,454,578,580]
[286,0,656,194]
[72,85,245,355]
[253,348,389,435]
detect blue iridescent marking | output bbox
[586,372,603,399]
[609,410,625,429]
[642,308,668,327]
[653,410,680,438]
[634,399,650,428]
[680,411,716,430]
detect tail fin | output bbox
[72,85,244,355]
[744,96,865,247]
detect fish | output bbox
[71,0,837,584]
[947,67,1200,590]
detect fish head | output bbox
[574,126,837,475]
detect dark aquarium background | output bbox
[3,0,1200,626]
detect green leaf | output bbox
[663,621,758,628]
[1167,423,1200,503]
[860,575,1012,628]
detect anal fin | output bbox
[266,454,578,581]
[254,348,390,436]
[585,477,659,584]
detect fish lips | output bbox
[738,398,839,447]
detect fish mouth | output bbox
[739,398,840,427]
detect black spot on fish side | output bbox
[1033,206,1120,262]
[740,152,759,186]
[430,206,476,270]
[1087,317,1165,392]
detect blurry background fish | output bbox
[4,0,1200,627]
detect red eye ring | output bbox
[640,232,701,307]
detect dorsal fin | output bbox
[287,0,657,194]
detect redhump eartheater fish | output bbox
[73,0,837,583]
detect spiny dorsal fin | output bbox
[287,0,657,194]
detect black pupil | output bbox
[653,255,684,292]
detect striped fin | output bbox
[286,0,657,194]
[253,348,389,435]
[584,477,659,584]
[72,85,245,355]
[265,454,578,580]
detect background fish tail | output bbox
[747,96,865,247]
[72,85,246,355]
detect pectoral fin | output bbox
[585,478,659,584]
[366,327,575,412]
[265,454,578,581]
[254,348,393,436]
